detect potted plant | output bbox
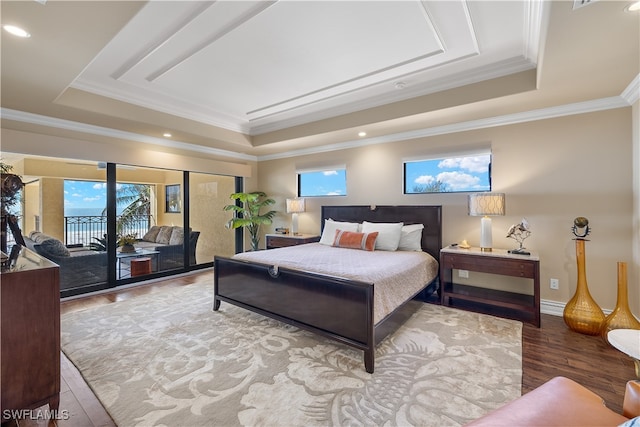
[117,233,138,253]
[1,161,24,252]
[223,191,276,251]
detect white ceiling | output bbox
[1,1,639,160]
[71,0,539,135]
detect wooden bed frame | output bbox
[213,205,442,373]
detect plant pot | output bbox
[120,244,136,253]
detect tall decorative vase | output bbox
[563,239,605,335]
[600,262,640,344]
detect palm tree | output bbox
[102,183,152,235]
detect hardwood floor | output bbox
[6,270,636,425]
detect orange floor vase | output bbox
[601,262,640,344]
[563,239,605,335]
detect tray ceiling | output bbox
[68,0,540,135]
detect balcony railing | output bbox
[64,215,152,247]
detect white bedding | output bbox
[233,243,439,324]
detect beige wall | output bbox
[632,99,640,318]
[156,170,184,227]
[258,108,637,314]
[190,173,236,260]
[39,178,65,241]
[23,180,40,235]
[3,107,637,315]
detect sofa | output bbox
[134,225,199,271]
[466,376,640,426]
[24,231,108,291]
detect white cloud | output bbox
[414,175,435,185]
[438,155,490,173]
[92,183,104,190]
[437,171,480,190]
[323,170,338,176]
[72,193,82,198]
[83,196,101,202]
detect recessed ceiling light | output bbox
[358,131,367,137]
[626,1,640,11]
[3,25,31,38]
[163,133,172,138]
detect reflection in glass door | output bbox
[114,165,182,280]
[189,172,236,265]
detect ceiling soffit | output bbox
[68,0,538,136]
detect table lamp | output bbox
[286,198,305,235]
[468,192,505,252]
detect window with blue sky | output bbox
[298,169,347,197]
[404,153,491,194]
[64,180,149,216]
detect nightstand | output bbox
[440,246,540,326]
[265,233,320,249]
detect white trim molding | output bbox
[541,299,613,318]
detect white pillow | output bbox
[398,223,424,251]
[319,219,360,245]
[361,221,403,251]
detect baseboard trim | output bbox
[541,299,565,317]
[541,299,613,318]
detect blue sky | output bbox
[64,180,107,211]
[299,170,347,196]
[405,154,491,193]
[64,180,129,213]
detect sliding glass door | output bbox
[2,152,235,297]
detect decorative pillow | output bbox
[361,221,403,251]
[398,223,424,251]
[29,231,54,244]
[142,226,161,242]
[155,226,173,244]
[169,227,185,245]
[319,219,360,245]
[38,238,70,257]
[332,230,378,251]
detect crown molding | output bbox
[249,57,534,136]
[258,93,631,161]
[0,108,257,161]
[621,73,640,105]
[2,73,637,163]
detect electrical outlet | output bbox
[458,269,469,279]
[550,278,559,290]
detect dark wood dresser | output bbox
[1,247,60,421]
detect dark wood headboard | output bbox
[321,205,442,260]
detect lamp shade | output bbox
[286,198,306,214]
[468,193,505,217]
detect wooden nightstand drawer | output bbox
[266,234,320,249]
[442,254,535,278]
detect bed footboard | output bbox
[214,256,376,372]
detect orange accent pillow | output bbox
[332,229,379,251]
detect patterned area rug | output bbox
[61,277,522,427]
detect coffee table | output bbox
[608,329,640,379]
[116,248,159,279]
